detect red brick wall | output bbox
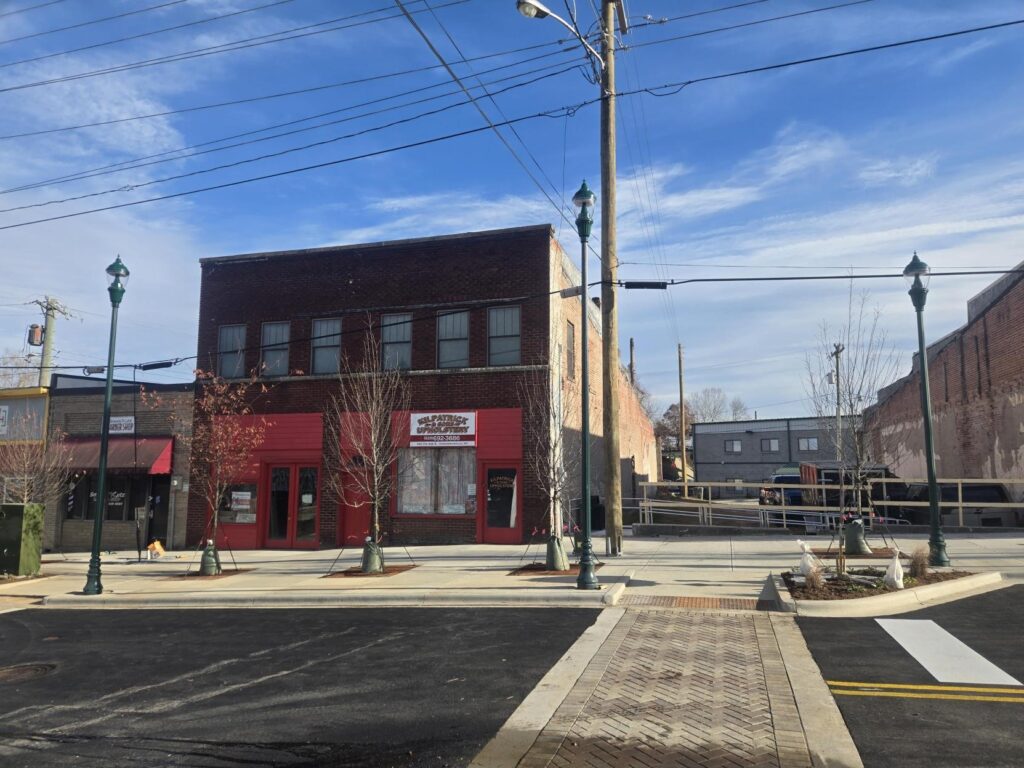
[189,227,556,546]
[867,274,1024,485]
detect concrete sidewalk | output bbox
[1,530,1019,610]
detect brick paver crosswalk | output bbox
[520,610,813,768]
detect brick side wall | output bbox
[866,275,1024,488]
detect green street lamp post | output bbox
[573,181,599,590]
[83,256,130,595]
[903,252,950,567]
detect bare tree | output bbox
[517,370,582,570]
[0,349,38,390]
[730,397,749,421]
[145,371,269,569]
[805,286,904,505]
[324,328,411,574]
[687,387,728,423]
[0,410,71,507]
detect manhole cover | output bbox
[0,663,56,683]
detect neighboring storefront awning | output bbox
[65,436,173,474]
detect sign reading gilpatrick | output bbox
[410,411,476,448]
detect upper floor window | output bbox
[260,322,290,377]
[437,310,469,368]
[760,438,780,453]
[488,306,520,366]
[798,437,819,451]
[311,318,342,375]
[218,324,246,378]
[382,313,412,370]
[724,440,742,454]
[566,320,576,380]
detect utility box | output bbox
[0,504,44,576]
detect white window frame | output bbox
[311,318,342,375]
[724,440,742,454]
[382,313,412,370]
[488,306,521,366]
[218,324,246,378]
[798,437,819,451]
[761,438,780,453]
[260,321,290,377]
[437,310,469,369]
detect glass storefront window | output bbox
[218,482,258,524]
[397,448,475,514]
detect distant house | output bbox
[692,416,856,495]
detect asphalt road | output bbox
[799,585,1024,768]
[0,607,600,768]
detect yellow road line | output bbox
[827,680,1024,695]
[830,689,1024,704]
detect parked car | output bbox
[899,482,1020,526]
[759,473,803,506]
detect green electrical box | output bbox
[0,504,43,577]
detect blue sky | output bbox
[0,0,1021,420]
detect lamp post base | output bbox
[576,539,600,590]
[83,556,103,595]
[929,538,950,567]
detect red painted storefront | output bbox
[209,408,522,549]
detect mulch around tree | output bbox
[811,547,908,559]
[784,568,973,600]
[510,562,604,576]
[168,569,252,580]
[323,564,418,578]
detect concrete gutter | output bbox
[761,571,1007,617]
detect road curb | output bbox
[469,608,626,768]
[765,571,1006,617]
[40,587,623,610]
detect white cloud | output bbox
[858,156,936,187]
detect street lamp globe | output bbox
[572,180,596,240]
[903,251,930,288]
[106,255,130,306]
[516,0,550,19]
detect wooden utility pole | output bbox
[832,342,845,573]
[678,344,687,495]
[601,0,624,556]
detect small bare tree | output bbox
[0,349,38,390]
[0,410,71,507]
[145,371,269,569]
[730,397,749,421]
[325,328,411,574]
[517,370,582,570]
[805,286,904,516]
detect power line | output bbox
[0,38,569,141]
[0,0,297,68]
[0,53,583,196]
[0,65,579,214]
[0,0,472,95]
[3,18,1020,230]
[0,0,71,20]
[0,0,188,47]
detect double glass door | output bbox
[266,464,319,548]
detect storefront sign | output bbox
[109,416,135,434]
[409,412,476,447]
[0,405,7,436]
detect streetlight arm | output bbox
[516,1,605,68]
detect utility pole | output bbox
[677,344,687,496]
[601,0,626,556]
[30,296,67,388]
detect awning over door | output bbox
[65,437,173,474]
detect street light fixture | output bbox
[83,255,130,595]
[572,180,599,590]
[518,0,627,556]
[515,0,605,65]
[903,252,950,567]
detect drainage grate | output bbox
[620,595,763,610]
[0,663,56,683]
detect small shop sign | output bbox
[109,416,135,434]
[409,412,476,447]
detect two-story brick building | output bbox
[189,224,657,549]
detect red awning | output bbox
[65,437,173,474]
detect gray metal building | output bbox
[692,416,856,492]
